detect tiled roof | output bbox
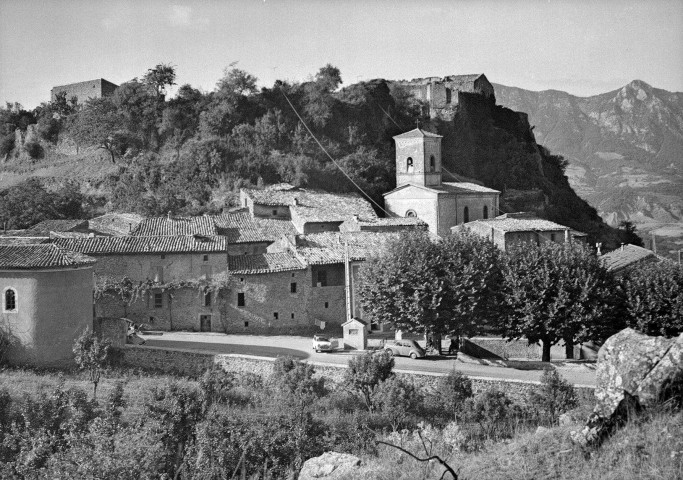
[243,188,378,223]
[439,182,500,194]
[0,244,96,270]
[358,217,426,227]
[53,236,228,255]
[228,252,305,274]
[0,237,50,246]
[88,213,144,236]
[601,244,658,272]
[393,128,442,139]
[212,213,296,243]
[25,219,88,235]
[465,216,570,233]
[130,216,217,236]
[293,231,401,265]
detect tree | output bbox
[501,242,617,362]
[142,63,177,97]
[73,329,111,399]
[66,97,129,162]
[527,368,577,425]
[359,231,502,341]
[620,262,683,337]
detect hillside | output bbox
[494,80,683,256]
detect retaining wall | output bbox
[117,345,595,404]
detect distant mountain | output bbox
[493,81,683,255]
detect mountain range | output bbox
[493,80,683,256]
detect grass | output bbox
[348,407,683,480]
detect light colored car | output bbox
[384,340,426,359]
[312,335,337,352]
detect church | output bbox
[384,128,500,237]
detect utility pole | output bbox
[344,239,352,322]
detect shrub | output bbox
[73,328,111,399]
[462,388,525,445]
[0,134,14,157]
[527,367,577,425]
[437,368,474,422]
[344,351,394,412]
[373,376,422,431]
[198,365,236,410]
[23,140,43,159]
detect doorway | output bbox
[200,314,212,332]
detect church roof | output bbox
[393,128,442,139]
[0,244,96,270]
[384,181,500,196]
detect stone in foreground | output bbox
[299,452,362,479]
[571,328,683,446]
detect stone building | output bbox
[390,74,495,119]
[54,235,230,332]
[50,78,118,103]
[384,128,500,237]
[0,244,95,366]
[453,212,585,251]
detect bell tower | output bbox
[393,128,443,188]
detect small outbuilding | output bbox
[342,317,368,350]
[0,244,96,366]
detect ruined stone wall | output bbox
[51,79,117,103]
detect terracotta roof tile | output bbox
[53,236,228,255]
[26,219,89,234]
[88,213,143,236]
[293,231,401,265]
[466,216,570,233]
[0,244,96,269]
[212,213,296,243]
[130,216,217,236]
[601,244,658,272]
[228,252,305,274]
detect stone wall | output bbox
[92,252,229,283]
[117,345,595,404]
[93,317,127,347]
[51,79,118,103]
[462,337,581,361]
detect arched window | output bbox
[406,157,414,173]
[483,205,488,219]
[463,206,469,223]
[429,155,436,172]
[405,210,417,218]
[4,288,17,312]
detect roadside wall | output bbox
[117,345,595,403]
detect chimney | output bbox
[564,229,570,243]
[128,223,132,233]
[292,198,299,206]
[167,211,172,221]
[596,242,602,256]
[352,214,359,222]
[621,243,625,251]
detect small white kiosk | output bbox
[342,318,368,350]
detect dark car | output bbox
[384,340,426,359]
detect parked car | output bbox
[312,335,337,352]
[384,340,425,359]
[125,319,146,345]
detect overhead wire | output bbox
[279,88,396,217]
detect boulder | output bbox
[571,328,683,446]
[298,452,362,479]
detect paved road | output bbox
[141,332,596,387]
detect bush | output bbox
[344,351,394,412]
[373,376,422,431]
[0,134,14,157]
[462,388,526,445]
[23,140,43,159]
[527,367,577,425]
[436,368,473,422]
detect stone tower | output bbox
[393,129,443,188]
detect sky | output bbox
[1,0,682,109]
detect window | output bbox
[429,155,435,172]
[272,209,278,216]
[274,312,279,320]
[154,293,163,309]
[203,292,212,307]
[291,273,296,278]
[405,210,417,218]
[203,254,209,262]
[3,288,17,312]
[463,206,469,223]
[483,205,488,219]
[290,282,297,294]
[160,254,166,259]
[291,313,295,319]
[240,277,244,283]
[237,292,245,307]
[324,302,329,309]
[348,329,359,336]
[550,233,556,242]
[154,266,164,283]
[149,316,155,323]
[317,270,327,287]
[406,157,414,173]
[446,88,452,104]
[244,321,249,327]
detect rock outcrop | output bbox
[571,328,683,446]
[298,452,362,479]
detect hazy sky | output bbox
[1,0,682,108]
